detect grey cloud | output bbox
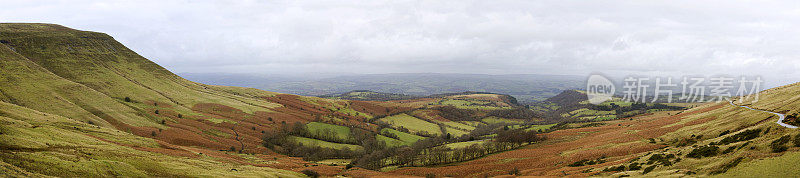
[3,0,800,87]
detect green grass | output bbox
[444,127,469,137]
[381,128,425,144]
[569,108,615,117]
[289,136,363,151]
[719,151,800,177]
[376,135,407,147]
[439,99,510,110]
[378,114,441,135]
[443,140,487,149]
[459,121,485,127]
[0,100,302,177]
[524,124,557,132]
[306,122,352,141]
[481,116,526,124]
[438,121,476,131]
[0,23,283,128]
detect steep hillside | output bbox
[0,23,546,177]
[0,23,407,177]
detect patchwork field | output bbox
[381,128,426,144]
[378,114,441,135]
[289,136,363,151]
[305,122,352,142]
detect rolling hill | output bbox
[181,72,584,104]
[0,23,544,177]
[3,23,800,177]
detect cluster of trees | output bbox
[263,122,374,161]
[352,128,544,170]
[263,119,549,170]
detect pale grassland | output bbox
[378,114,441,135]
[0,101,302,177]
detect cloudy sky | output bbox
[3,0,800,86]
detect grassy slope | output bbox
[381,128,425,145]
[601,83,800,177]
[0,23,391,176]
[378,114,441,135]
[376,135,407,147]
[289,136,363,151]
[0,38,157,128]
[0,100,302,177]
[0,23,280,128]
[306,122,352,141]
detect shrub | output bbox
[643,165,657,174]
[568,159,589,167]
[718,130,731,137]
[722,146,736,154]
[794,134,800,147]
[508,167,520,175]
[710,157,744,174]
[301,169,319,178]
[647,154,673,166]
[628,163,642,171]
[604,165,625,172]
[687,145,718,158]
[718,129,761,145]
[770,135,791,153]
[345,164,354,169]
[177,114,183,118]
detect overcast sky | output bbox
[3,0,800,86]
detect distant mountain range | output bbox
[180,73,584,104]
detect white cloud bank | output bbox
[3,0,800,86]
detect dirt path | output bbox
[728,100,797,129]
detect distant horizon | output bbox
[5,1,800,86]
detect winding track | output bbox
[728,100,798,129]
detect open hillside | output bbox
[3,23,800,177]
[384,86,800,177]
[0,23,549,177]
[531,90,690,122]
[0,23,407,177]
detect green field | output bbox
[378,114,441,135]
[524,124,557,132]
[376,135,407,147]
[443,140,487,149]
[438,121,476,131]
[482,116,526,125]
[381,128,426,144]
[289,136,363,151]
[439,99,510,110]
[444,127,469,137]
[306,122,352,141]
